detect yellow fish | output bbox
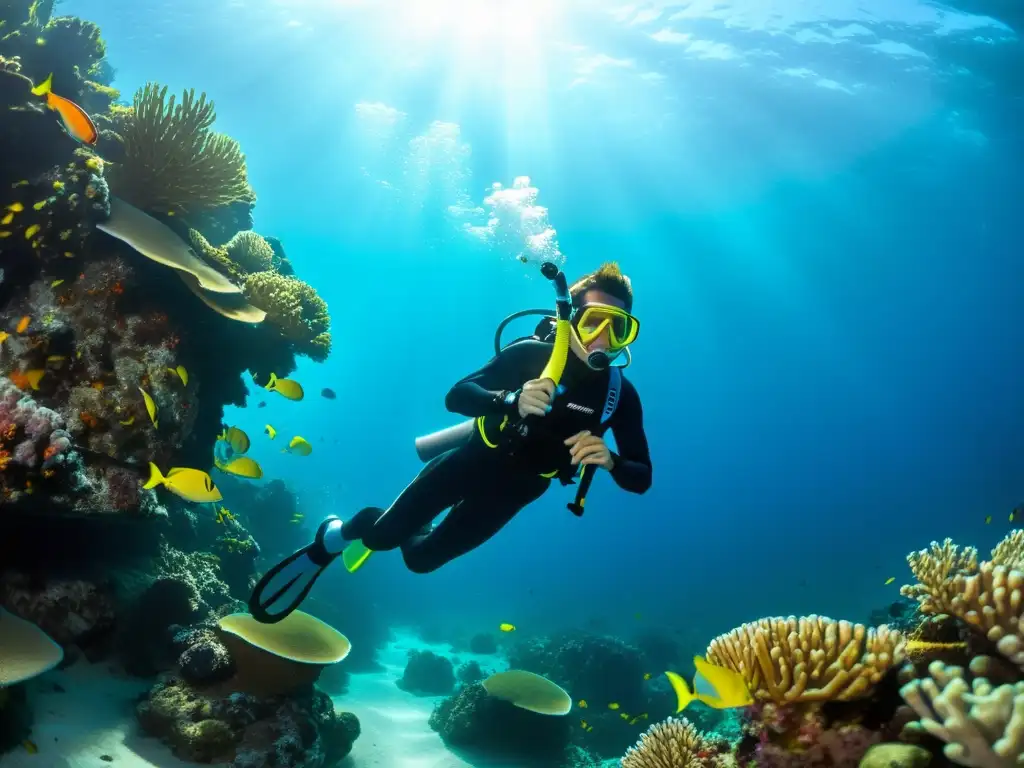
[580,719,593,732]
[215,456,263,480]
[143,463,222,503]
[666,656,754,713]
[499,623,515,632]
[168,365,188,386]
[578,699,587,709]
[7,202,24,212]
[884,577,895,585]
[264,372,304,401]
[139,387,158,427]
[283,435,312,456]
[985,516,992,524]
[50,279,64,288]
[1,212,12,225]
[619,712,630,721]
[608,702,620,710]
[0,332,8,343]
[265,424,277,439]
[24,224,39,240]
[643,673,652,680]
[218,426,250,455]
[119,416,135,426]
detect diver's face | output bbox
[571,289,626,361]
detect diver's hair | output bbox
[569,261,633,311]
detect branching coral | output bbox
[622,717,728,768]
[103,83,255,217]
[901,539,980,616]
[901,660,1024,768]
[242,271,331,361]
[705,615,905,704]
[189,229,277,283]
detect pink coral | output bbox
[0,379,76,469]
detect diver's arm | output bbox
[607,382,652,494]
[445,341,548,418]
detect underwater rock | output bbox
[0,685,32,756]
[429,682,574,766]
[457,660,486,685]
[398,649,456,696]
[177,629,234,687]
[117,576,204,677]
[0,571,114,650]
[469,632,497,655]
[136,674,360,767]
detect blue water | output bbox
[69,0,1023,647]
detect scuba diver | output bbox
[250,261,651,623]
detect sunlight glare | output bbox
[403,0,559,51]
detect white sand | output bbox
[0,659,212,768]
[335,632,508,768]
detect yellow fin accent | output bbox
[342,540,373,573]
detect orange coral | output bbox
[0,450,10,471]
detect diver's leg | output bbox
[348,449,474,552]
[400,474,549,573]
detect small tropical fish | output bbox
[0,231,11,238]
[0,332,7,343]
[578,700,587,709]
[499,623,516,632]
[139,387,158,427]
[91,381,105,390]
[321,387,337,399]
[119,416,135,426]
[1012,510,1018,523]
[629,716,640,725]
[620,712,630,721]
[264,424,277,440]
[1,212,12,225]
[283,435,312,456]
[32,200,47,211]
[290,513,305,524]
[168,365,188,386]
[51,279,64,288]
[884,577,895,585]
[143,463,222,503]
[608,702,620,710]
[580,719,593,732]
[257,400,267,408]
[985,516,992,524]
[24,223,40,240]
[16,316,30,333]
[21,739,37,754]
[215,456,263,480]
[643,673,652,681]
[6,202,23,212]
[218,426,250,455]
[30,73,99,145]
[666,656,754,713]
[264,372,304,401]
[10,369,45,390]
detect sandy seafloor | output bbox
[0,632,618,768]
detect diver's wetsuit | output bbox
[341,339,652,573]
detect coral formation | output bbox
[102,83,254,217]
[469,631,498,655]
[622,716,735,768]
[242,271,332,362]
[136,674,360,768]
[398,649,456,695]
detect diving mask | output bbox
[571,303,639,353]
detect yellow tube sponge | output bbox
[705,615,905,704]
[622,717,714,768]
[242,271,332,361]
[901,538,979,616]
[104,83,255,217]
[900,660,1024,768]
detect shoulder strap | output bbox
[601,368,622,424]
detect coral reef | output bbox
[622,716,735,768]
[458,659,487,685]
[398,649,456,695]
[136,674,359,768]
[0,570,115,651]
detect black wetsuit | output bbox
[341,339,652,573]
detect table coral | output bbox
[706,615,906,704]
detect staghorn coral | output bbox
[242,271,331,361]
[900,660,1024,768]
[991,531,1024,570]
[705,615,905,704]
[901,539,980,616]
[621,716,731,768]
[103,83,255,218]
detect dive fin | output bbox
[248,516,342,623]
[342,540,374,573]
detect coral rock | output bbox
[398,649,456,696]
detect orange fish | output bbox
[10,369,45,391]
[30,73,98,146]
[16,316,30,333]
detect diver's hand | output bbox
[518,378,556,418]
[565,430,615,470]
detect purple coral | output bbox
[0,379,77,472]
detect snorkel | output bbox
[500,262,595,518]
